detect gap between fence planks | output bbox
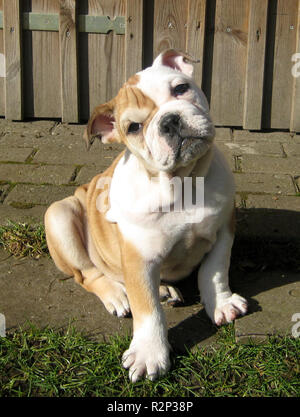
[3,0,22,120]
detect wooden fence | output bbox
[0,0,299,131]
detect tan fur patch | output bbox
[118,236,155,329]
[126,74,140,86]
[86,152,126,278]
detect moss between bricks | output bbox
[10,202,36,210]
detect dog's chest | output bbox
[160,222,213,280]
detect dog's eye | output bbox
[128,122,142,134]
[173,83,190,96]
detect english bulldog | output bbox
[45,49,248,382]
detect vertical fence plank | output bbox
[59,0,79,122]
[269,0,298,129]
[0,0,4,116]
[290,0,300,132]
[29,0,61,118]
[86,0,126,117]
[243,0,268,130]
[186,0,206,89]
[153,0,188,57]
[210,0,249,126]
[125,0,143,79]
[3,0,22,120]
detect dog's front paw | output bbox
[122,337,170,382]
[213,293,248,326]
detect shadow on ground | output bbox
[168,208,300,352]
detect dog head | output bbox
[84,49,215,173]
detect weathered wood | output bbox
[243,0,268,130]
[270,0,299,129]
[125,0,143,79]
[86,0,126,116]
[153,0,187,57]
[3,0,22,120]
[59,0,79,122]
[210,0,249,126]
[0,1,4,115]
[186,0,206,89]
[28,0,61,118]
[78,14,125,34]
[23,12,59,31]
[290,0,300,132]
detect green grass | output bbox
[0,324,299,397]
[1,222,299,397]
[0,221,48,258]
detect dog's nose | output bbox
[160,114,182,136]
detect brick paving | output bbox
[0,120,299,344]
[0,121,299,227]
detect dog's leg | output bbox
[120,240,170,382]
[45,196,130,317]
[197,222,248,326]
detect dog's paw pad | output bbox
[214,294,248,326]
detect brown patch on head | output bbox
[116,84,156,115]
[84,80,157,161]
[114,85,158,152]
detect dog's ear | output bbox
[152,49,199,77]
[83,100,121,149]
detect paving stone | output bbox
[234,130,293,142]
[234,173,295,195]
[282,143,300,157]
[0,133,79,148]
[234,271,300,343]
[0,147,34,162]
[0,163,75,185]
[0,184,10,203]
[224,142,283,157]
[244,194,300,211]
[294,176,300,191]
[236,203,300,240]
[34,141,124,166]
[4,184,77,206]
[240,155,300,175]
[0,119,55,138]
[215,143,236,171]
[0,204,47,224]
[75,165,110,184]
[0,253,131,339]
[214,127,232,141]
[0,251,218,347]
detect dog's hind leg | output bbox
[44,189,130,317]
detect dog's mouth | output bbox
[146,111,215,171]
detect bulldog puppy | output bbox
[45,49,247,382]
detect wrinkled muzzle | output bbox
[146,102,215,171]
